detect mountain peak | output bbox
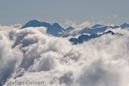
[120,23,129,28]
[104,30,115,35]
[29,19,40,22]
[122,23,128,25]
[52,23,60,26]
[52,23,62,28]
[66,26,74,31]
[26,19,41,25]
[52,23,64,31]
[92,24,105,28]
[21,19,42,29]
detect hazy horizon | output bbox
[1,0,129,28]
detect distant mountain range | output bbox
[69,30,118,44]
[21,20,129,37]
[21,20,128,44]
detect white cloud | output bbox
[65,20,94,35]
[98,15,118,19]
[0,24,22,30]
[0,27,128,86]
[106,15,118,18]
[65,20,93,28]
[65,20,75,26]
[91,16,94,19]
[113,15,118,18]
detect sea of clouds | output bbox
[0,26,129,86]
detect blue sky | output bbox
[0,0,129,28]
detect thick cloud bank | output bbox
[0,27,129,86]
